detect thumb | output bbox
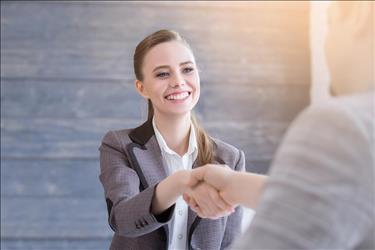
[188,167,207,187]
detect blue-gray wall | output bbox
[1,2,310,249]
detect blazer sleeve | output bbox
[220,149,245,249]
[99,130,174,237]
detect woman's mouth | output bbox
[165,91,191,101]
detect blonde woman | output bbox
[99,29,244,250]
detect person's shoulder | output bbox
[297,91,373,137]
[335,91,374,126]
[212,137,241,154]
[100,128,134,148]
[211,137,243,168]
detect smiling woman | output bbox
[98,29,246,250]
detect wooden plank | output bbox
[1,197,113,238]
[1,2,309,84]
[1,159,103,197]
[1,79,309,122]
[0,118,140,158]
[1,79,144,119]
[205,121,289,160]
[1,239,111,250]
[199,84,309,122]
[1,118,288,161]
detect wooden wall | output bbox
[1,2,310,249]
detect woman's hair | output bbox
[133,29,214,165]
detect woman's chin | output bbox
[158,107,193,117]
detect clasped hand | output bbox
[183,164,238,220]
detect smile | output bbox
[165,91,191,101]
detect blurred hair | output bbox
[133,29,214,165]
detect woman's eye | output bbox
[156,72,169,78]
[183,67,194,74]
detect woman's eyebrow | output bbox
[152,61,193,72]
[152,65,169,73]
[180,61,193,66]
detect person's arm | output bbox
[188,164,267,209]
[151,169,190,215]
[220,149,245,250]
[233,103,374,249]
[99,131,189,237]
[184,181,235,219]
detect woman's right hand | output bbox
[183,180,235,219]
[188,164,240,206]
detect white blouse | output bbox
[152,117,198,250]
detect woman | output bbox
[99,29,245,250]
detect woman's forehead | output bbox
[144,41,195,67]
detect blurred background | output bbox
[1,1,328,249]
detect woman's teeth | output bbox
[166,92,190,100]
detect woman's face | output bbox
[136,41,200,117]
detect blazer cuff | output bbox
[112,183,175,237]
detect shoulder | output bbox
[290,92,373,142]
[270,92,374,186]
[100,128,134,151]
[211,137,244,170]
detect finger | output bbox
[188,196,206,218]
[191,190,212,217]
[206,185,236,218]
[188,166,208,187]
[195,206,207,219]
[189,196,198,209]
[196,185,221,217]
[207,186,231,211]
[206,183,233,212]
[182,192,191,204]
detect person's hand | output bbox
[183,182,234,219]
[188,164,239,206]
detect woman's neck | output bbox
[154,112,191,156]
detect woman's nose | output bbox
[170,73,186,87]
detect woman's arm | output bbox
[151,170,190,215]
[100,131,188,237]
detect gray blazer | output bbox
[99,119,245,250]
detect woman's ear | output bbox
[135,80,149,99]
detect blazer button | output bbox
[138,220,144,227]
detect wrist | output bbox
[230,172,244,205]
[173,169,191,195]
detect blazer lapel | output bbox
[127,118,168,188]
[130,137,168,187]
[127,119,170,244]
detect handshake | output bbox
[152,164,265,219]
[183,164,240,220]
